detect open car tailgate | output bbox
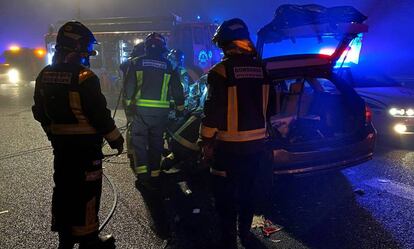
[257,4,368,65]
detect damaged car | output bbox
[163,4,376,176]
[257,4,376,174]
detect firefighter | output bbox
[199,18,275,249]
[120,42,145,167]
[32,21,124,249]
[124,32,184,188]
[167,49,192,101]
[120,42,145,78]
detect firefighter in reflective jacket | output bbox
[124,32,185,188]
[32,21,124,249]
[120,42,145,167]
[199,18,275,249]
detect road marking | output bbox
[0,210,9,215]
[363,178,414,202]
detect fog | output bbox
[0,0,413,75]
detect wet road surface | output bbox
[0,82,413,249]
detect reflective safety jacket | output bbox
[169,111,203,152]
[124,55,185,116]
[32,63,121,141]
[200,54,275,154]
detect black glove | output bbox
[108,135,125,155]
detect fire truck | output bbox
[0,46,46,84]
[44,16,222,92]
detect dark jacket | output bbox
[200,54,275,154]
[124,54,185,116]
[32,63,121,143]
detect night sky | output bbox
[1,0,413,75]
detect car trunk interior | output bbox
[269,76,366,152]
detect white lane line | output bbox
[363,178,414,202]
[0,210,9,215]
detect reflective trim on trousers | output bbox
[71,222,99,237]
[134,165,148,175]
[71,197,99,236]
[151,170,161,177]
[210,168,227,177]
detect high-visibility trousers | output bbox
[131,114,167,179]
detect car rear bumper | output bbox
[273,132,376,175]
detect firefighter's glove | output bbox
[109,135,125,155]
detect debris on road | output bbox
[0,210,9,215]
[251,215,283,237]
[263,219,283,237]
[251,215,265,229]
[269,239,282,243]
[177,181,192,196]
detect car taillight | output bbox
[365,105,373,123]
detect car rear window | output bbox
[262,36,340,59]
[276,77,339,94]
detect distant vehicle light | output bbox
[9,45,21,52]
[389,108,405,116]
[8,68,20,84]
[406,109,414,116]
[394,123,407,134]
[34,48,46,58]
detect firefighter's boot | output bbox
[217,217,238,249]
[57,233,75,249]
[78,234,116,249]
[238,209,255,248]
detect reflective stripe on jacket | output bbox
[201,55,274,145]
[32,64,120,140]
[124,55,184,115]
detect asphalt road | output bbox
[0,82,413,249]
